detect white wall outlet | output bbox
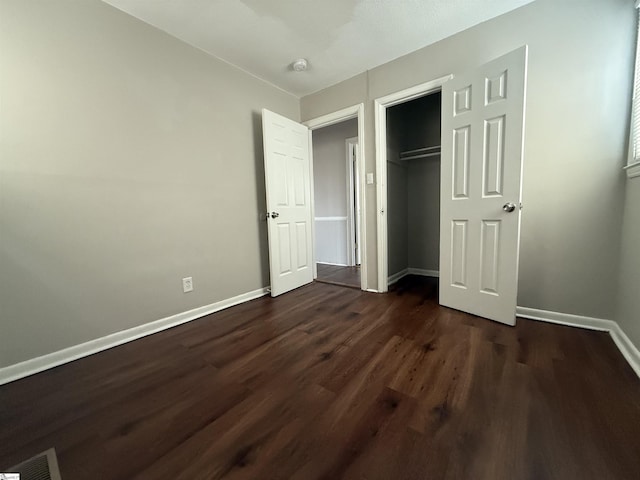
[182,277,193,293]
[366,173,374,185]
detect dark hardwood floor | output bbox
[316,263,361,288]
[1,277,639,479]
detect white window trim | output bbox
[625,161,640,178]
[627,1,640,178]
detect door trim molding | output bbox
[0,287,270,386]
[304,103,367,291]
[374,75,452,293]
[516,306,640,378]
[345,136,359,267]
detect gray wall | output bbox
[0,0,299,367]
[387,161,408,277]
[403,94,441,273]
[390,93,442,152]
[302,0,635,320]
[408,159,440,272]
[616,180,640,348]
[313,119,358,217]
[386,102,408,276]
[312,119,358,265]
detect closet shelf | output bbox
[399,146,440,161]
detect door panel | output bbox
[296,222,308,268]
[454,86,472,115]
[439,46,528,325]
[263,109,313,296]
[483,115,505,196]
[479,220,501,294]
[273,153,289,205]
[451,220,468,288]
[277,223,292,274]
[453,126,470,198]
[486,70,508,104]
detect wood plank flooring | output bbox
[316,263,361,288]
[1,277,639,479]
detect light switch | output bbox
[366,173,374,185]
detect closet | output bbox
[386,91,441,284]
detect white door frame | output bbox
[345,136,360,267]
[304,104,367,291]
[374,75,452,293]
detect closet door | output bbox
[439,46,528,326]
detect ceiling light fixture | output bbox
[292,58,308,72]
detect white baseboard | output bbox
[316,261,349,267]
[516,306,640,378]
[608,323,640,379]
[516,307,615,331]
[0,287,270,386]
[408,268,439,278]
[388,268,409,286]
[388,268,439,286]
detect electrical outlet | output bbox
[182,277,193,293]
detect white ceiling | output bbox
[103,0,534,97]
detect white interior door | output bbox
[262,109,313,297]
[439,46,528,325]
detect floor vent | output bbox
[5,448,62,480]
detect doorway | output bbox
[386,92,442,288]
[375,75,451,293]
[311,119,361,288]
[304,103,367,291]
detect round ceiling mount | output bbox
[292,58,308,72]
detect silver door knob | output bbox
[502,203,516,213]
[270,212,279,218]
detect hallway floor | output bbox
[316,263,361,288]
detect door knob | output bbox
[502,203,516,213]
[270,212,279,219]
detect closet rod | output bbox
[400,152,441,161]
[399,145,441,161]
[401,146,440,156]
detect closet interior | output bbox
[386,91,442,285]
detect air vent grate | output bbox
[5,448,62,480]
